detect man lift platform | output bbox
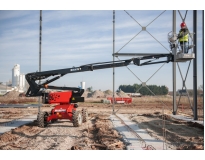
[168,22,195,62]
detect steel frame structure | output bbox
[112,10,203,120]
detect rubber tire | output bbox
[37,111,48,128]
[82,108,88,123]
[51,119,57,123]
[72,110,82,127]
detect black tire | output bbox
[37,111,48,128]
[51,119,57,123]
[82,108,88,123]
[72,110,82,127]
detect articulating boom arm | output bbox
[25,54,173,97]
[133,54,173,66]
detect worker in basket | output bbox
[177,22,189,54]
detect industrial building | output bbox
[0,64,26,95]
[11,64,26,93]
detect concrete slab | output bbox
[110,114,168,150]
[169,114,204,126]
[0,115,37,135]
[110,114,143,150]
[0,104,41,108]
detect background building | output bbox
[11,64,26,93]
[19,74,25,92]
[81,81,85,89]
[12,64,20,87]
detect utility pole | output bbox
[38,10,42,113]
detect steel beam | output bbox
[112,10,115,114]
[193,10,198,120]
[203,10,204,122]
[172,10,177,115]
[113,53,170,57]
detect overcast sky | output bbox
[0,2,203,92]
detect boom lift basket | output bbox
[168,31,195,62]
[175,53,195,62]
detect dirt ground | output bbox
[0,96,204,150]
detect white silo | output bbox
[12,64,20,87]
[19,74,25,92]
[81,81,85,90]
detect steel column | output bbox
[202,10,204,122]
[172,10,177,115]
[112,10,115,114]
[193,10,198,120]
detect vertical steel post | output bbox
[202,10,204,122]
[193,10,198,120]
[38,10,42,113]
[172,10,177,115]
[112,10,115,114]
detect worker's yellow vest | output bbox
[179,31,188,42]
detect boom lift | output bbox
[25,55,174,128]
[168,31,195,62]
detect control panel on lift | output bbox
[168,31,195,62]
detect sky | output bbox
[0,0,204,159]
[0,1,204,93]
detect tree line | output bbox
[118,83,169,95]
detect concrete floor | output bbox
[0,104,40,108]
[110,113,203,150]
[110,114,168,150]
[0,115,37,135]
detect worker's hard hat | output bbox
[180,22,186,28]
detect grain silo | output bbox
[19,74,25,92]
[12,64,20,87]
[81,81,85,89]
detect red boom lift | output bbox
[25,55,173,127]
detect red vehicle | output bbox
[38,91,88,127]
[107,97,132,104]
[25,55,172,127]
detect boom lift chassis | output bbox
[25,54,180,128]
